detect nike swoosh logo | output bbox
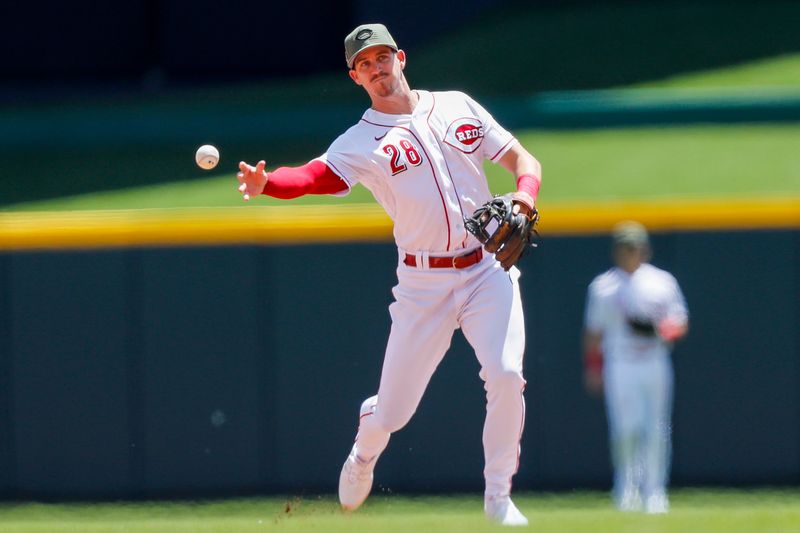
[374,132,388,141]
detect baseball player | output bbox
[583,221,688,514]
[237,24,541,526]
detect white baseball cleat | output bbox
[645,491,669,514]
[484,495,529,526]
[338,447,378,511]
[616,487,644,512]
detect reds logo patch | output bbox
[444,118,485,153]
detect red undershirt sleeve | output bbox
[262,160,348,199]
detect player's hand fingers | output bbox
[239,179,251,201]
[239,161,252,173]
[255,160,266,175]
[236,172,245,184]
[511,200,531,217]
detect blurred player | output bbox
[582,221,688,514]
[236,23,541,526]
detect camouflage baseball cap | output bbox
[612,221,650,248]
[344,23,398,68]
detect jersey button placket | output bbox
[418,117,464,249]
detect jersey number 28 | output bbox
[383,140,423,175]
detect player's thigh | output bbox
[604,361,645,434]
[375,273,459,428]
[459,265,525,378]
[385,270,459,359]
[381,297,457,385]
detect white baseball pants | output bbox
[352,253,527,497]
[604,355,673,501]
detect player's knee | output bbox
[375,404,417,433]
[610,420,639,439]
[359,395,412,434]
[358,395,388,431]
[377,408,415,433]
[359,395,379,417]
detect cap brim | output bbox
[347,43,398,68]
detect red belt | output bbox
[404,248,483,269]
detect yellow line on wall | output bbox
[0,197,798,251]
[0,206,393,250]
[541,196,800,235]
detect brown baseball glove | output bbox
[464,194,540,271]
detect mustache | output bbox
[371,73,388,83]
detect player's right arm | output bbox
[237,159,348,201]
[582,329,604,396]
[583,279,607,396]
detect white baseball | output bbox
[195,144,220,170]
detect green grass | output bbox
[508,125,800,203]
[5,39,800,211]
[6,124,799,212]
[630,53,800,89]
[1,489,799,532]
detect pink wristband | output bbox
[513,174,540,210]
[516,173,541,203]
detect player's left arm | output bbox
[658,280,690,342]
[496,143,541,217]
[658,318,688,343]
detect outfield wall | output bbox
[0,205,798,499]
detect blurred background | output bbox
[0,0,798,502]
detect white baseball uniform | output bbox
[584,263,688,507]
[317,89,527,497]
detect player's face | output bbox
[613,244,648,273]
[349,46,406,98]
